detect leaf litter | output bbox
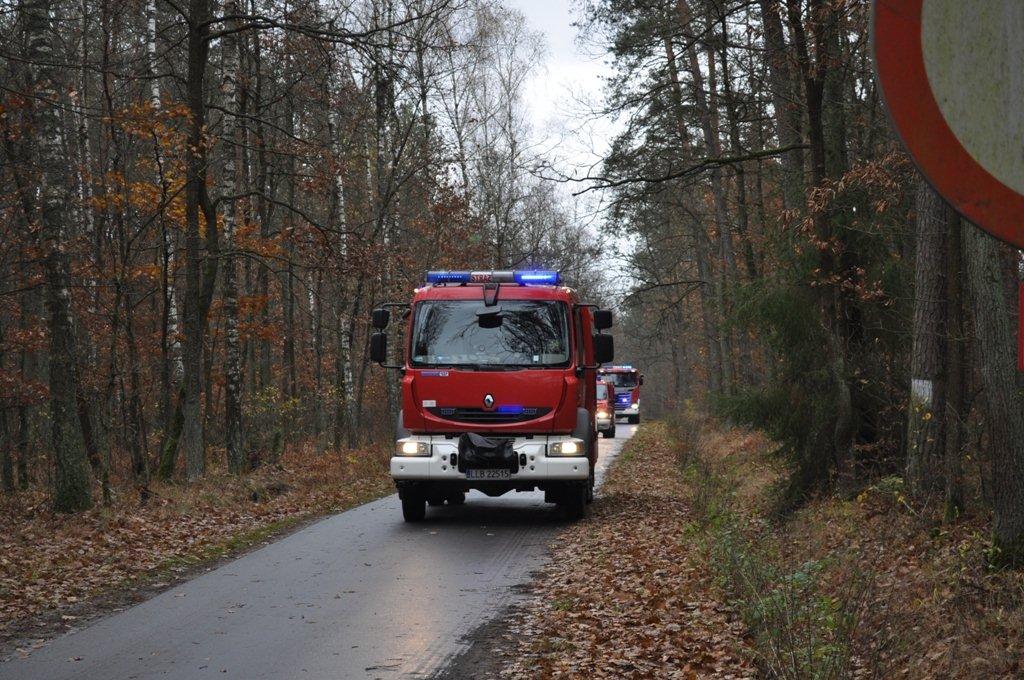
[492,425,755,679]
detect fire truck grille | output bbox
[426,407,552,424]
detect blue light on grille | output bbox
[497,405,525,415]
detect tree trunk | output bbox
[759,0,804,209]
[24,0,93,511]
[0,314,10,493]
[677,0,736,393]
[17,289,38,490]
[906,180,949,496]
[963,226,1024,566]
[1,410,13,494]
[944,213,965,519]
[181,0,213,482]
[221,1,246,474]
[659,19,722,393]
[787,0,856,480]
[125,294,149,496]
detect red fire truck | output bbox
[370,270,615,522]
[595,379,616,439]
[598,365,643,424]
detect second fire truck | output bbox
[598,365,643,424]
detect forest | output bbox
[3,0,1024,675]
[589,0,1024,566]
[0,0,605,505]
[2,0,1024,648]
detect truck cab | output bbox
[597,365,643,424]
[595,379,616,439]
[371,270,614,522]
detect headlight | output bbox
[549,439,582,456]
[597,409,610,418]
[396,440,430,456]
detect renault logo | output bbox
[483,394,495,409]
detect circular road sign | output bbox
[874,0,1024,247]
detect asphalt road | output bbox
[0,424,637,680]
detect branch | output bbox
[541,144,809,196]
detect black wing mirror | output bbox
[593,334,614,364]
[371,308,390,329]
[370,332,388,364]
[639,374,645,386]
[594,309,613,330]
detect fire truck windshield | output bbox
[411,300,570,368]
[596,383,609,399]
[602,372,638,388]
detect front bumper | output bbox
[615,403,639,416]
[596,414,613,431]
[390,435,589,481]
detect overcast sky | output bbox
[513,0,634,290]
[515,0,615,177]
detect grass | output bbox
[678,428,860,679]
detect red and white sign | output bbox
[874,1,1024,247]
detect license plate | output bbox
[466,468,511,480]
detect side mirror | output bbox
[593,309,613,330]
[593,334,614,365]
[370,332,388,364]
[371,308,390,329]
[639,375,645,386]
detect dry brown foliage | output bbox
[495,424,755,679]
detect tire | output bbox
[628,415,640,425]
[446,491,466,505]
[402,494,426,522]
[586,469,595,504]
[601,428,613,439]
[608,425,616,438]
[559,483,587,521]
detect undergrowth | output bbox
[670,410,865,679]
[668,409,1024,679]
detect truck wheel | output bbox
[586,469,595,504]
[559,483,587,521]
[427,491,446,507]
[402,494,426,522]
[609,424,616,438]
[446,491,466,505]
[628,415,640,425]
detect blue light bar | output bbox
[514,270,560,285]
[497,405,524,415]
[425,270,560,285]
[425,271,471,284]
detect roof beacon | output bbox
[514,270,560,285]
[425,270,560,286]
